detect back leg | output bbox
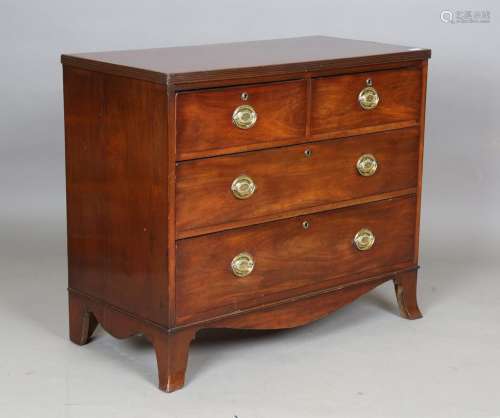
[69,293,99,345]
[394,269,423,320]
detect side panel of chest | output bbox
[63,66,170,325]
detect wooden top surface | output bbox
[61,36,431,85]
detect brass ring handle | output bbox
[231,252,255,277]
[358,86,379,110]
[356,154,378,177]
[232,104,257,129]
[231,175,256,199]
[354,228,376,251]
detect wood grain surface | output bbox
[175,196,416,324]
[311,67,421,135]
[176,127,419,236]
[61,36,430,85]
[63,38,430,391]
[64,66,170,325]
[176,80,306,159]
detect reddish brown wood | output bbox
[413,61,429,263]
[68,291,196,392]
[176,127,419,235]
[176,80,306,159]
[311,67,421,135]
[176,188,416,240]
[63,37,430,392]
[176,196,416,325]
[152,328,197,392]
[69,292,98,345]
[63,66,169,325]
[213,277,389,330]
[176,121,419,161]
[305,75,313,137]
[172,60,425,92]
[166,85,178,328]
[61,36,430,85]
[172,267,419,330]
[394,269,423,319]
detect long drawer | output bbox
[175,195,416,325]
[176,127,419,237]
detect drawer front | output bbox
[311,67,421,136]
[176,80,307,159]
[176,127,419,236]
[176,196,416,325]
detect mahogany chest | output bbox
[62,36,431,392]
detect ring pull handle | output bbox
[231,252,255,277]
[358,81,380,110]
[356,154,378,177]
[354,228,376,251]
[232,104,257,129]
[231,175,256,199]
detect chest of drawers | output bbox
[62,36,430,392]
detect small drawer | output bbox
[175,195,416,325]
[176,80,307,160]
[176,127,419,237]
[311,67,421,136]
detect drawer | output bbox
[176,80,307,160]
[311,67,421,136]
[176,127,419,237]
[176,195,416,324]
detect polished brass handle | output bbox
[354,228,376,251]
[232,104,257,129]
[231,252,255,277]
[358,86,379,110]
[231,175,256,199]
[356,154,378,177]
